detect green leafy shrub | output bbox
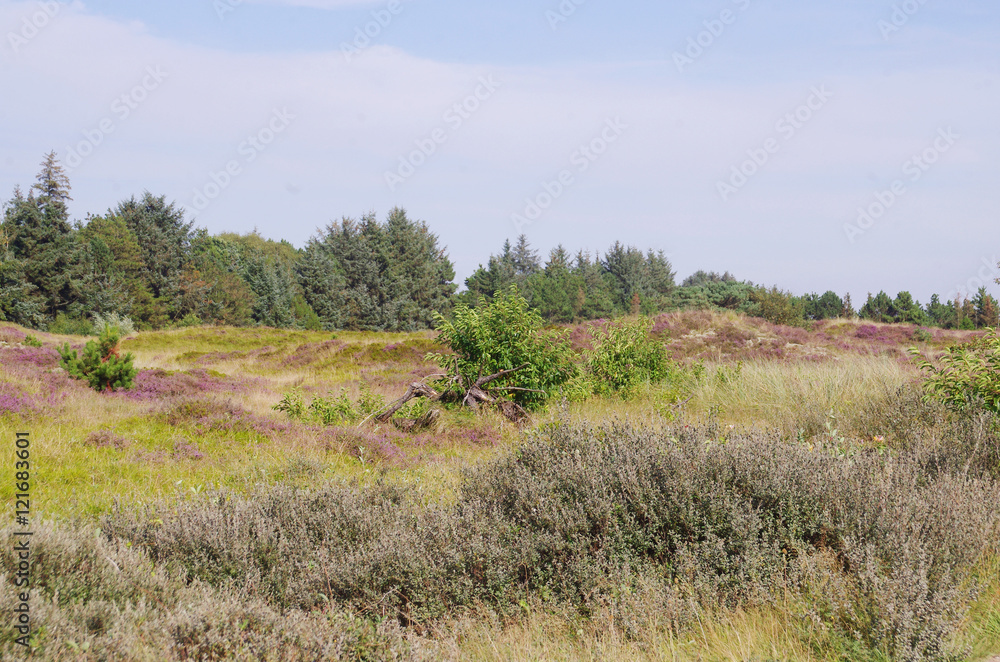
[356,384,386,418]
[22,333,42,348]
[428,286,577,410]
[272,387,306,420]
[178,313,202,328]
[58,326,137,392]
[49,313,94,336]
[309,389,358,425]
[273,387,360,425]
[911,328,1000,412]
[587,317,673,398]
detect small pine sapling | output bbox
[58,325,138,392]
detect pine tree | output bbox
[841,293,855,319]
[3,154,93,325]
[113,192,195,320]
[973,287,999,328]
[299,209,454,331]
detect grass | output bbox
[1,312,998,661]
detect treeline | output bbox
[0,154,454,333]
[1,154,996,333]
[462,239,998,330]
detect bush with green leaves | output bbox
[910,328,1000,412]
[428,286,577,409]
[586,317,673,398]
[58,326,137,392]
[273,386,386,426]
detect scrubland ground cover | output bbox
[0,311,998,661]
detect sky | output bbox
[1,0,998,304]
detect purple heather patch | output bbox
[164,399,291,439]
[171,437,206,460]
[855,325,880,340]
[0,327,27,344]
[1,346,60,369]
[0,391,33,416]
[117,369,263,402]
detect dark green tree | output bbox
[3,154,94,326]
[892,291,924,324]
[299,209,455,331]
[803,291,844,320]
[925,294,955,328]
[859,291,894,323]
[112,192,194,321]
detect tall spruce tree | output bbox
[3,154,93,325]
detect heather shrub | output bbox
[57,326,137,392]
[0,522,425,660]
[96,421,998,660]
[165,399,288,438]
[83,429,133,450]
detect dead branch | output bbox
[369,363,534,426]
[475,363,529,388]
[369,382,440,424]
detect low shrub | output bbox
[586,317,674,398]
[48,313,94,336]
[429,286,578,410]
[57,326,137,392]
[91,421,998,660]
[911,328,1000,413]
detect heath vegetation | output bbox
[1,155,1000,660]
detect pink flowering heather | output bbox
[117,369,263,402]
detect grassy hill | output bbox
[0,313,997,660]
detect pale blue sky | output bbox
[1,0,998,304]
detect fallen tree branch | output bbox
[356,381,441,426]
[475,363,529,388]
